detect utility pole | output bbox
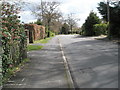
[41,0,43,21]
[107,0,111,39]
[107,0,119,39]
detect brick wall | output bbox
[24,24,45,43]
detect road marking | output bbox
[7,81,15,83]
[0,86,2,90]
[5,84,26,86]
[58,38,75,90]
[22,78,25,82]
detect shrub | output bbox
[1,2,27,77]
[94,23,108,36]
[50,31,55,37]
[83,11,101,36]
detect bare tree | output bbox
[50,18,63,34]
[66,13,80,34]
[32,1,61,37]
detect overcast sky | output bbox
[19,0,105,27]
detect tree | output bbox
[32,1,61,37]
[66,13,79,34]
[83,11,101,36]
[97,1,120,38]
[50,19,62,35]
[34,19,43,25]
[61,23,69,34]
[93,23,108,36]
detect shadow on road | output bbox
[62,36,118,88]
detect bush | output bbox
[94,23,108,36]
[50,31,55,37]
[1,2,27,77]
[46,30,55,37]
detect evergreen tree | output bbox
[83,11,101,36]
[34,19,43,25]
[61,23,69,34]
[97,1,120,38]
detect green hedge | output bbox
[1,2,27,80]
[94,23,108,36]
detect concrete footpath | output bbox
[2,36,69,88]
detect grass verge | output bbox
[27,45,43,51]
[34,37,52,44]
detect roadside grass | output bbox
[34,37,52,44]
[27,45,43,51]
[28,37,54,51]
[2,58,29,84]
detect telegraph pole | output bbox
[41,0,43,21]
[107,0,119,39]
[107,0,111,39]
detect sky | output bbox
[19,0,105,27]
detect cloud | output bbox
[59,0,104,26]
[18,11,37,23]
[20,0,104,26]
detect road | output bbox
[58,35,118,88]
[2,35,118,89]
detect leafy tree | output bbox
[94,23,108,36]
[97,1,120,38]
[61,23,69,34]
[34,19,43,25]
[83,11,101,36]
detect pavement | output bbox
[2,36,69,89]
[58,35,118,88]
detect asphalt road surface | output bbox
[58,35,118,88]
[2,35,118,89]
